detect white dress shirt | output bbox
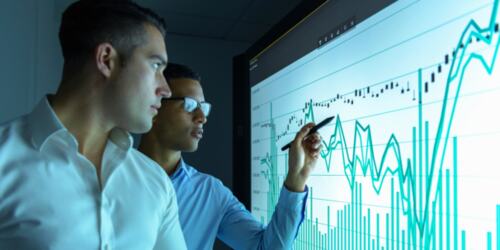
[0,97,186,250]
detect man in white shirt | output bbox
[0,0,186,249]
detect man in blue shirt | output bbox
[139,63,322,249]
[0,1,186,249]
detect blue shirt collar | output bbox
[171,158,194,180]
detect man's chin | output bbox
[128,121,152,134]
[116,118,151,134]
[181,142,199,153]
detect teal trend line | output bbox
[260,1,500,248]
[315,0,500,241]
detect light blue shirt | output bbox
[171,158,308,250]
[0,98,187,250]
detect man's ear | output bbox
[95,43,118,78]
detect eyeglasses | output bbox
[163,96,212,117]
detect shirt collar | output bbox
[28,96,133,152]
[108,128,133,152]
[171,158,193,179]
[28,97,68,151]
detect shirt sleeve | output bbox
[217,185,308,250]
[153,177,187,250]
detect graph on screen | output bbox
[250,0,500,249]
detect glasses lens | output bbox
[183,97,198,112]
[200,103,211,117]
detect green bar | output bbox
[328,206,330,250]
[461,231,465,250]
[359,183,363,250]
[432,199,436,250]
[446,169,451,250]
[324,234,327,250]
[331,229,334,250]
[325,234,328,250]
[354,185,357,250]
[320,224,322,249]
[308,219,311,250]
[412,126,417,196]
[336,210,342,249]
[497,205,500,250]
[337,225,340,250]
[348,204,351,250]
[386,213,390,250]
[303,225,305,250]
[342,209,345,250]
[300,226,302,250]
[402,230,405,250]
[418,70,423,233]
[453,137,458,250]
[425,121,429,181]
[364,216,367,250]
[377,213,380,250]
[316,218,318,250]
[407,178,412,250]
[334,227,337,250]
[313,219,316,250]
[313,218,320,249]
[344,205,347,250]
[310,188,313,250]
[368,209,371,250]
[439,169,443,250]
[487,232,491,250]
[391,179,395,250]
[310,220,313,250]
[397,192,400,250]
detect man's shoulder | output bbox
[185,164,219,183]
[0,115,33,157]
[127,148,166,175]
[128,148,158,165]
[0,115,30,139]
[184,163,231,194]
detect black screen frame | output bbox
[232,0,396,210]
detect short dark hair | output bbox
[164,63,201,82]
[59,0,167,66]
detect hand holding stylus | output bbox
[284,123,323,192]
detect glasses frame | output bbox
[163,96,212,117]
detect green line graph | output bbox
[252,0,500,249]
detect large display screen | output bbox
[250,0,500,248]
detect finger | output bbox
[303,139,321,156]
[304,132,321,143]
[292,123,315,147]
[303,133,321,148]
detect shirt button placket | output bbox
[100,195,113,250]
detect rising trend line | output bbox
[316,0,500,242]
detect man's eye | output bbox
[152,62,162,70]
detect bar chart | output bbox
[251,0,500,249]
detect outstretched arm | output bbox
[218,123,321,249]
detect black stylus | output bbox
[280,116,335,151]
